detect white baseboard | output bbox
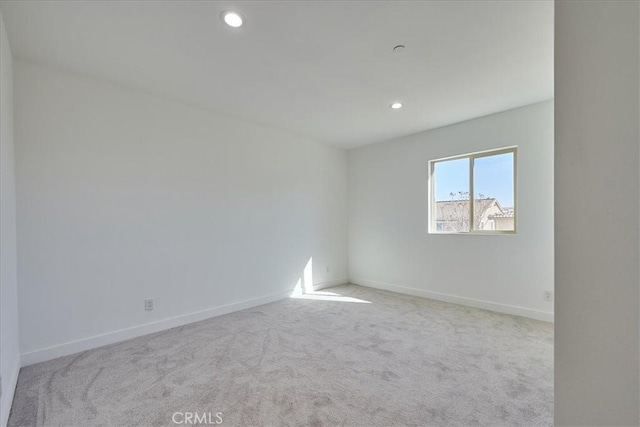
[21,288,295,367]
[20,276,548,368]
[1,357,21,427]
[350,277,554,322]
[313,278,348,292]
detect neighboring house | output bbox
[490,208,515,231]
[435,198,509,231]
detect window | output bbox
[429,147,516,234]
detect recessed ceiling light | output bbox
[390,102,403,109]
[221,11,243,28]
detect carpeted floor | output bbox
[8,284,553,426]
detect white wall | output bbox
[555,1,639,425]
[348,101,554,321]
[14,59,348,365]
[0,10,21,427]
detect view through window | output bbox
[429,147,516,234]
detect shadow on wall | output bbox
[290,257,371,303]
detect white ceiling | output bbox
[1,1,553,149]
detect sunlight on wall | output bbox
[303,256,314,294]
[290,257,371,303]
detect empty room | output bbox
[1,1,639,426]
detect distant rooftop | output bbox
[436,198,503,220]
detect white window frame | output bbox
[428,146,517,235]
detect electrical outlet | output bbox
[543,290,553,302]
[145,298,154,311]
[326,265,330,274]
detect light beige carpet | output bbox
[9,284,553,426]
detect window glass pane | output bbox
[473,152,515,231]
[432,157,470,232]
